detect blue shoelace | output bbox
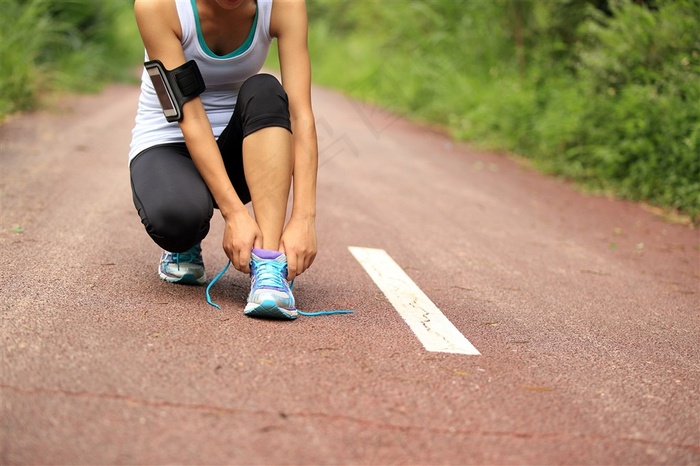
[167,244,203,268]
[250,258,288,292]
[205,260,353,317]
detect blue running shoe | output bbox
[244,248,297,320]
[158,243,206,285]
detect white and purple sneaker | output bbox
[244,248,297,320]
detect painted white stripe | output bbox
[349,246,481,355]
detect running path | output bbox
[1,84,698,465]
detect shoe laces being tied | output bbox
[250,257,288,292]
[205,260,353,317]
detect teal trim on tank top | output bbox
[191,0,258,59]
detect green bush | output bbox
[0,0,57,116]
[305,0,700,220]
[564,0,700,213]
[0,0,141,119]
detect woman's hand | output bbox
[279,216,317,280]
[272,1,318,281]
[223,210,263,274]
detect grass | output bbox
[301,0,699,222]
[0,0,142,120]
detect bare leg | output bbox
[243,126,293,251]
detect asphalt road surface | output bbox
[1,83,699,465]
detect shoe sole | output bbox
[244,299,298,320]
[159,271,207,286]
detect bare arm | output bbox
[271,0,319,278]
[134,0,261,272]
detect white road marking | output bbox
[349,246,481,355]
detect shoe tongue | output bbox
[252,248,285,261]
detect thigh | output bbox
[130,144,213,251]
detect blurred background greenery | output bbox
[0,0,142,116]
[1,0,698,220]
[303,0,699,221]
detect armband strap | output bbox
[144,59,206,122]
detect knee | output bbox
[142,201,211,253]
[240,73,286,100]
[238,74,290,123]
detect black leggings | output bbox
[130,73,291,253]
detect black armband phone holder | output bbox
[144,59,206,122]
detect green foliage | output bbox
[559,0,700,213]
[0,0,57,116]
[306,0,700,220]
[0,0,142,119]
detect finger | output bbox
[296,255,307,277]
[286,253,298,281]
[231,250,241,273]
[240,248,251,274]
[303,252,316,275]
[224,243,238,271]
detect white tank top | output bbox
[129,0,273,163]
